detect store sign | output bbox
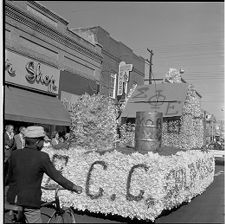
[5,50,60,94]
[117,71,124,96]
[117,61,133,96]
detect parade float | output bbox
[41,68,215,222]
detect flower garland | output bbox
[41,147,215,222]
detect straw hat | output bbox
[24,126,45,138]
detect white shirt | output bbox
[20,133,25,149]
[6,131,14,140]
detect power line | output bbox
[201,100,222,103]
[156,47,223,53]
[185,72,224,74]
[153,41,223,49]
[184,75,224,77]
[157,47,223,51]
[185,79,224,82]
[152,72,224,77]
[186,77,224,79]
[159,54,224,58]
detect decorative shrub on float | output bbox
[62,94,118,151]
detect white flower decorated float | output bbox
[42,147,214,222]
[42,72,215,222]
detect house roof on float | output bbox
[121,83,201,118]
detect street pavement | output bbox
[4,159,224,223]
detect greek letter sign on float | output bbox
[130,84,189,117]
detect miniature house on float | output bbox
[121,68,205,150]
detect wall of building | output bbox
[73,26,145,98]
[5,0,103,96]
[5,0,103,135]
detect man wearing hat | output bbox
[5,126,82,223]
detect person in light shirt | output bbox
[43,132,51,147]
[14,126,26,150]
[4,124,16,179]
[51,131,59,146]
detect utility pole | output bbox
[147,49,153,84]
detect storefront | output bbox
[5,0,103,137]
[4,49,71,136]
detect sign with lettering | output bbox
[121,83,189,118]
[117,71,124,96]
[117,61,133,96]
[5,50,60,94]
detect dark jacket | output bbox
[4,132,16,161]
[6,146,74,208]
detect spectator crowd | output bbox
[4,125,71,176]
[4,124,82,223]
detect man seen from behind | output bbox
[5,126,82,223]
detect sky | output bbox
[41,1,224,121]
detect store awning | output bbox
[4,86,71,126]
[121,83,189,118]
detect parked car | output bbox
[208,141,225,158]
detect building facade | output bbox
[72,26,146,100]
[5,1,103,135]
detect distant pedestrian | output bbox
[65,132,70,141]
[4,124,16,179]
[43,132,51,147]
[59,135,65,143]
[14,126,26,150]
[51,131,59,146]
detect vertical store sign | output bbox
[117,61,133,96]
[110,73,117,99]
[5,50,60,94]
